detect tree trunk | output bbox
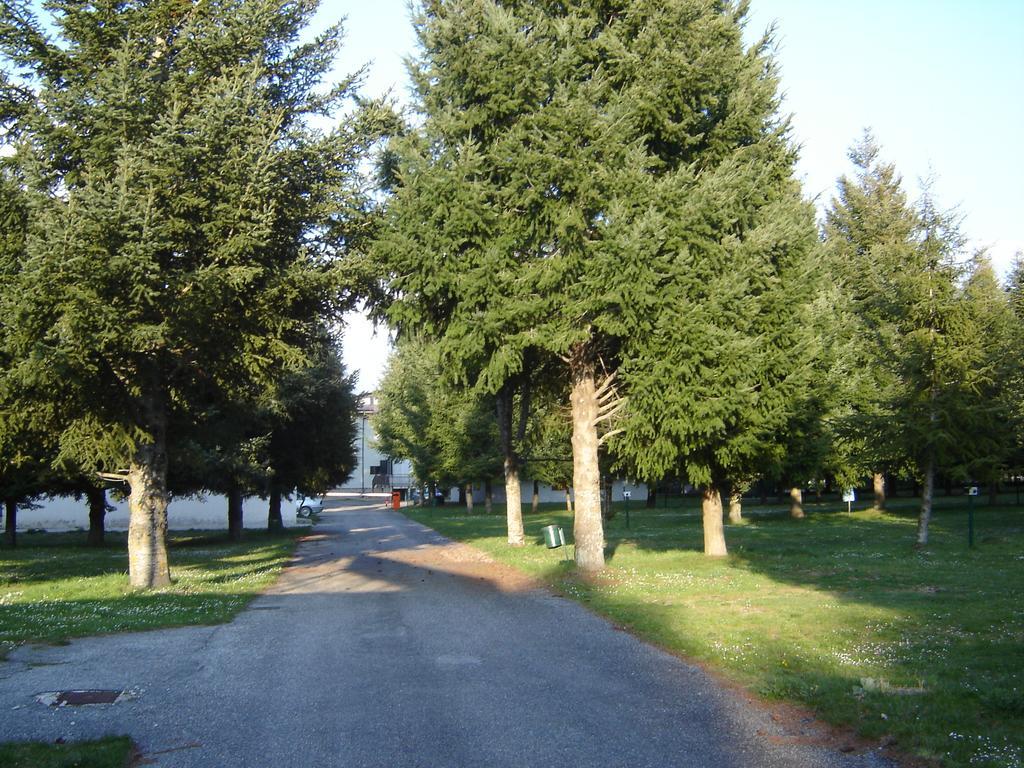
[702,486,727,556]
[872,472,886,511]
[570,357,604,572]
[86,486,107,547]
[228,486,243,542]
[497,385,525,545]
[3,498,16,548]
[565,488,573,514]
[465,484,474,514]
[602,480,615,521]
[789,487,805,519]
[917,456,935,546]
[988,481,999,506]
[484,479,493,515]
[127,390,172,589]
[531,479,540,514]
[646,486,656,509]
[503,465,522,539]
[267,485,283,531]
[728,489,743,524]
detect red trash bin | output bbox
[391,491,402,510]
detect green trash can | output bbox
[541,524,566,549]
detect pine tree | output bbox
[0,0,383,586]
[897,187,967,545]
[373,337,451,494]
[377,0,816,567]
[1005,255,1024,477]
[264,338,359,529]
[823,132,919,494]
[824,137,1007,543]
[608,7,819,556]
[374,336,503,507]
[950,255,1015,499]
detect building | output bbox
[338,392,414,495]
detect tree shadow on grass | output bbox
[0,530,302,651]
[558,502,1024,767]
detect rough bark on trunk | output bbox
[503,465,522,538]
[484,479,493,515]
[919,377,940,544]
[570,359,604,572]
[86,486,107,547]
[228,486,243,542]
[3,498,16,548]
[602,481,616,521]
[497,385,525,545]
[267,485,283,531]
[701,486,727,556]
[532,480,540,514]
[728,490,743,524]
[872,472,886,511]
[917,456,935,546]
[465,484,474,514]
[127,390,172,589]
[789,487,805,519]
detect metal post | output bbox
[361,415,366,495]
[968,493,975,547]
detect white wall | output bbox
[343,415,414,493]
[449,479,649,505]
[11,494,299,533]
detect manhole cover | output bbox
[36,690,131,707]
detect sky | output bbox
[314,0,1024,392]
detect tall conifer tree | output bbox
[950,256,1015,498]
[823,133,919,497]
[1005,255,1024,476]
[0,0,382,586]
[825,139,990,544]
[378,0,814,567]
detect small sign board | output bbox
[622,490,632,500]
[968,486,980,497]
[842,488,856,503]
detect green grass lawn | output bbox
[0,528,301,657]
[0,736,134,768]
[407,494,1024,768]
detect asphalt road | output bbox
[0,502,897,767]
